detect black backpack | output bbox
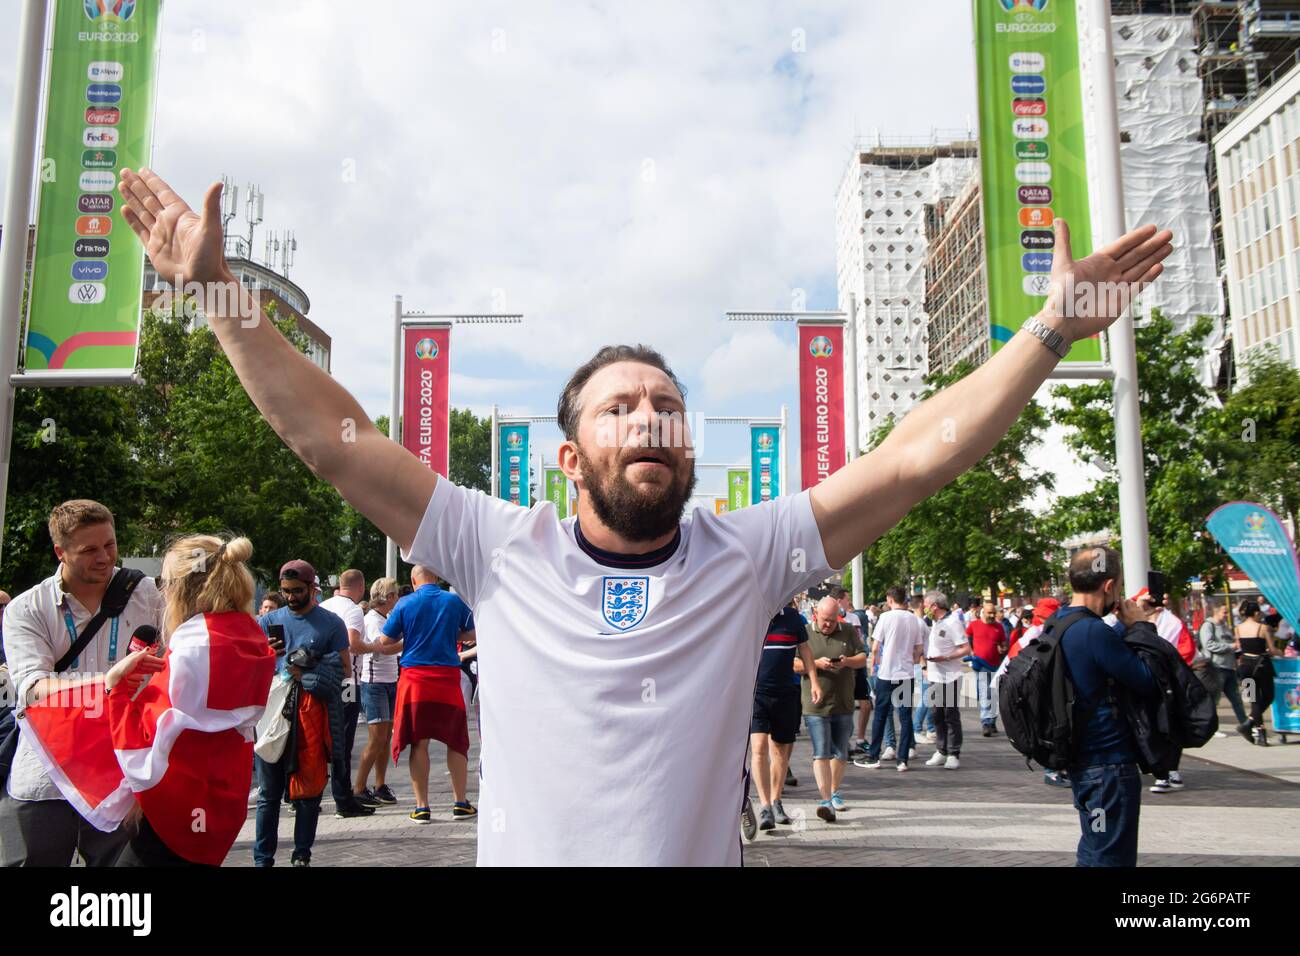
[999,610,1093,771]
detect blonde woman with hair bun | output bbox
[99,533,276,866]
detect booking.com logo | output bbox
[84,0,136,21]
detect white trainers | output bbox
[1150,779,1172,794]
[1168,771,1184,789]
[925,751,946,767]
[944,755,960,770]
[897,762,909,772]
[882,747,897,761]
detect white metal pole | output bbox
[385,295,401,578]
[1085,0,1150,595]
[779,405,788,501]
[489,404,499,499]
[0,0,50,566]
[844,294,864,608]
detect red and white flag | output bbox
[21,610,275,865]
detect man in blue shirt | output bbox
[381,565,476,823]
[254,559,372,867]
[1053,546,1160,867]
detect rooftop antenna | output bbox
[244,182,264,256]
[281,231,298,278]
[220,174,239,237]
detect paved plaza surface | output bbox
[226,701,1300,867]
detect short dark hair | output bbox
[1239,599,1261,619]
[1068,546,1122,594]
[885,586,907,605]
[556,345,687,441]
[261,591,285,608]
[831,587,848,600]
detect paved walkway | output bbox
[226,701,1300,867]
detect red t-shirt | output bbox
[965,620,1006,667]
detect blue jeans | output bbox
[254,755,322,866]
[1068,762,1141,867]
[1215,667,1249,725]
[869,678,915,762]
[973,665,998,727]
[804,713,854,760]
[870,676,898,749]
[912,666,935,734]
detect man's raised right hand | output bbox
[118,169,229,291]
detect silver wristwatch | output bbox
[1021,316,1070,359]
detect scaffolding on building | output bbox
[924,178,989,376]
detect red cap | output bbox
[279,559,317,588]
[1032,597,1060,625]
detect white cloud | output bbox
[698,328,792,403]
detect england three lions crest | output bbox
[602,576,650,632]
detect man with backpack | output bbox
[0,500,163,866]
[1000,546,1161,867]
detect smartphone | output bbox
[267,623,286,650]
[829,655,844,663]
[1146,571,1167,608]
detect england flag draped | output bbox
[20,610,275,865]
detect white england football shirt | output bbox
[873,609,926,681]
[400,478,834,866]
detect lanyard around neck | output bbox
[61,606,119,671]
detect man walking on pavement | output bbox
[855,587,925,772]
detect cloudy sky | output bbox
[0,1,1095,503]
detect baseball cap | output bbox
[279,559,317,587]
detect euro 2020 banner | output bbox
[25,0,163,374]
[401,327,450,476]
[973,0,1102,362]
[798,324,844,491]
[751,426,781,505]
[1205,502,1300,635]
[498,424,530,506]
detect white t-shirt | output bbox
[360,608,399,684]
[926,613,968,684]
[319,594,366,683]
[872,608,925,681]
[401,478,835,866]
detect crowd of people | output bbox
[0,498,481,867]
[752,554,1295,865]
[0,497,1293,869]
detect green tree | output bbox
[449,406,491,492]
[858,361,1056,600]
[4,384,145,591]
[1049,311,1226,596]
[1209,349,1300,531]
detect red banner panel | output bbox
[798,324,845,490]
[402,326,450,476]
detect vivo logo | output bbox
[1022,252,1054,273]
[83,127,119,147]
[1015,161,1052,184]
[68,282,106,304]
[1009,52,1045,73]
[87,61,125,81]
[79,171,116,192]
[72,260,109,281]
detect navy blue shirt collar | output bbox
[574,519,681,569]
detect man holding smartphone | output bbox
[796,597,866,822]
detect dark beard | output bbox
[576,445,697,543]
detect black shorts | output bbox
[854,669,870,701]
[750,689,801,744]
